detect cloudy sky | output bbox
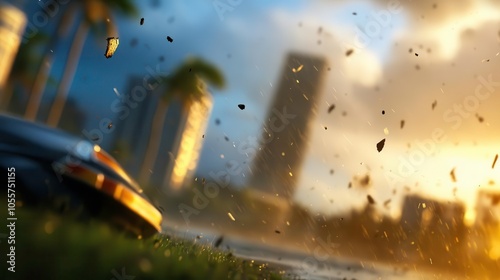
[36,0,500,222]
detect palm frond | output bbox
[160,57,226,103]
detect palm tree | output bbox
[1,32,48,113]
[138,57,225,186]
[46,0,137,127]
[24,2,79,121]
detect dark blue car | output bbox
[0,113,162,238]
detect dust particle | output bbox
[450,168,456,182]
[367,195,376,204]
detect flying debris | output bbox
[214,236,223,248]
[327,104,335,113]
[292,64,303,73]
[383,199,391,208]
[400,120,405,129]
[367,195,376,204]
[493,154,498,169]
[140,18,144,25]
[450,168,456,182]
[238,104,245,110]
[345,49,354,56]
[104,37,119,58]
[377,138,386,152]
[431,100,437,110]
[166,36,173,43]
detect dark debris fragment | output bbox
[492,154,498,169]
[166,36,173,43]
[377,138,386,152]
[238,104,245,110]
[345,49,354,57]
[450,167,457,182]
[400,120,405,129]
[367,195,376,204]
[431,100,437,110]
[328,104,335,113]
[140,18,144,25]
[214,236,223,248]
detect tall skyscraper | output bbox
[108,76,212,194]
[249,52,327,200]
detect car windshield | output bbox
[1,1,500,279]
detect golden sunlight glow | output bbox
[488,232,500,260]
[169,95,212,189]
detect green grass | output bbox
[0,205,285,280]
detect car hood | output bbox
[0,113,143,194]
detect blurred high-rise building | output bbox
[108,76,212,195]
[400,194,467,265]
[473,189,500,260]
[400,194,466,235]
[249,52,327,200]
[0,3,25,91]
